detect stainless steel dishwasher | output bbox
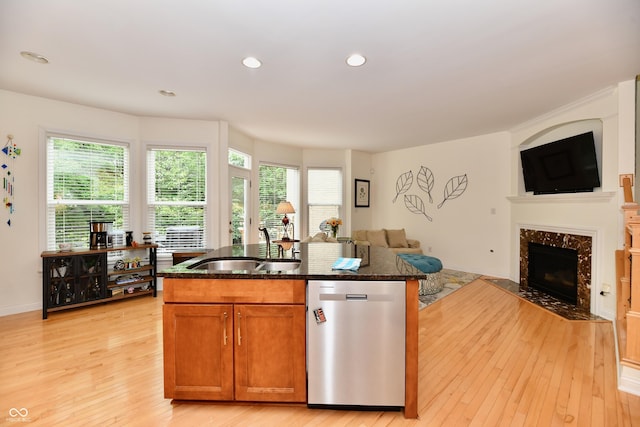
[307,280,406,409]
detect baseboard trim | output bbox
[0,302,41,318]
[614,318,640,396]
[619,365,640,396]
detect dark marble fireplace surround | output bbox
[520,228,592,312]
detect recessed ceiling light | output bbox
[20,51,49,64]
[159,90,176,97]
[242,57,262,69]
[346,53,366,67]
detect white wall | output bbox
[509,83,636,319]
[0,90,227,316]
[0,80,635,317]
[371,132,512,277]
[139,116,223,248]
[0,90,139,315]
[348,150,374,231]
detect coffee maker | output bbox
[90,221,112,249]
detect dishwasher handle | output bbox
[345,293,367,301]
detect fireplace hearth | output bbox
[520,228,592,312]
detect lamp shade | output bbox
[276,201,296,214]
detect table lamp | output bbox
[276,201,295,241]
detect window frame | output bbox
[258,162,300,242]
[228,148,251,170]
[146,146,208,256]
[306,167,344,236]
[44,132,130,251]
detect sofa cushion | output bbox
[385,228,408,248]
[352,229,368,242]
[301,232,340,243]
[367,229,389,247]
[311,232,329,242]
[389,247,423,254]
[350,228,421,253]
[406,238,421,248]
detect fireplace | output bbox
[527,242,578,305]
[520,228,592,312]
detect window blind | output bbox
[258,164,300,241]
[46,136,129,250]
[307,168,342,235]
[146,148,207,254]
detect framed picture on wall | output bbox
[355,179,370,208]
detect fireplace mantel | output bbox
[508,191,615,204]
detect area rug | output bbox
[418,268,482,310]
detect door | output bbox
[234,304,307,402]
[229,166,251,246]
[163,304,234,400]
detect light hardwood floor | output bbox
[1,279,639,426]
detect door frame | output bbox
[228,166,251,247]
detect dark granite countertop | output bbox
[158,242,427,281]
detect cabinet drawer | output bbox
[163,278,306,304]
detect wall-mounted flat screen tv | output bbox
[520,131,600,195]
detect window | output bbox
[229,149,252,245]
[258,164,299,241]
[46,135,129,250]
[147,148,206,254]
[307,168,342,236]
[228,148,251,169]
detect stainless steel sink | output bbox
[188,258,301,272]
[190,259,262,271]
[255,260,302,272]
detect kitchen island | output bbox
[159,242,427,418]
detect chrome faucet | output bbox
[259,227,271,258]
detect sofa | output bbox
[351,229,422,254]
[301,232,340,243]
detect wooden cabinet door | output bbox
[163,304,234,400]
[234,304,306,402]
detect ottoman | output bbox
[397,253,444,295]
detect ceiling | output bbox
[1,0,639,153]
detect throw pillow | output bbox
[311,232,328,242]
[367,229,389,247]
[352,229,367,241]
[385,229,409,248]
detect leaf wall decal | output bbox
[404,194,433,221]
[437,174,468,208]
[416,166,435,203]
[392,170,413,203]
